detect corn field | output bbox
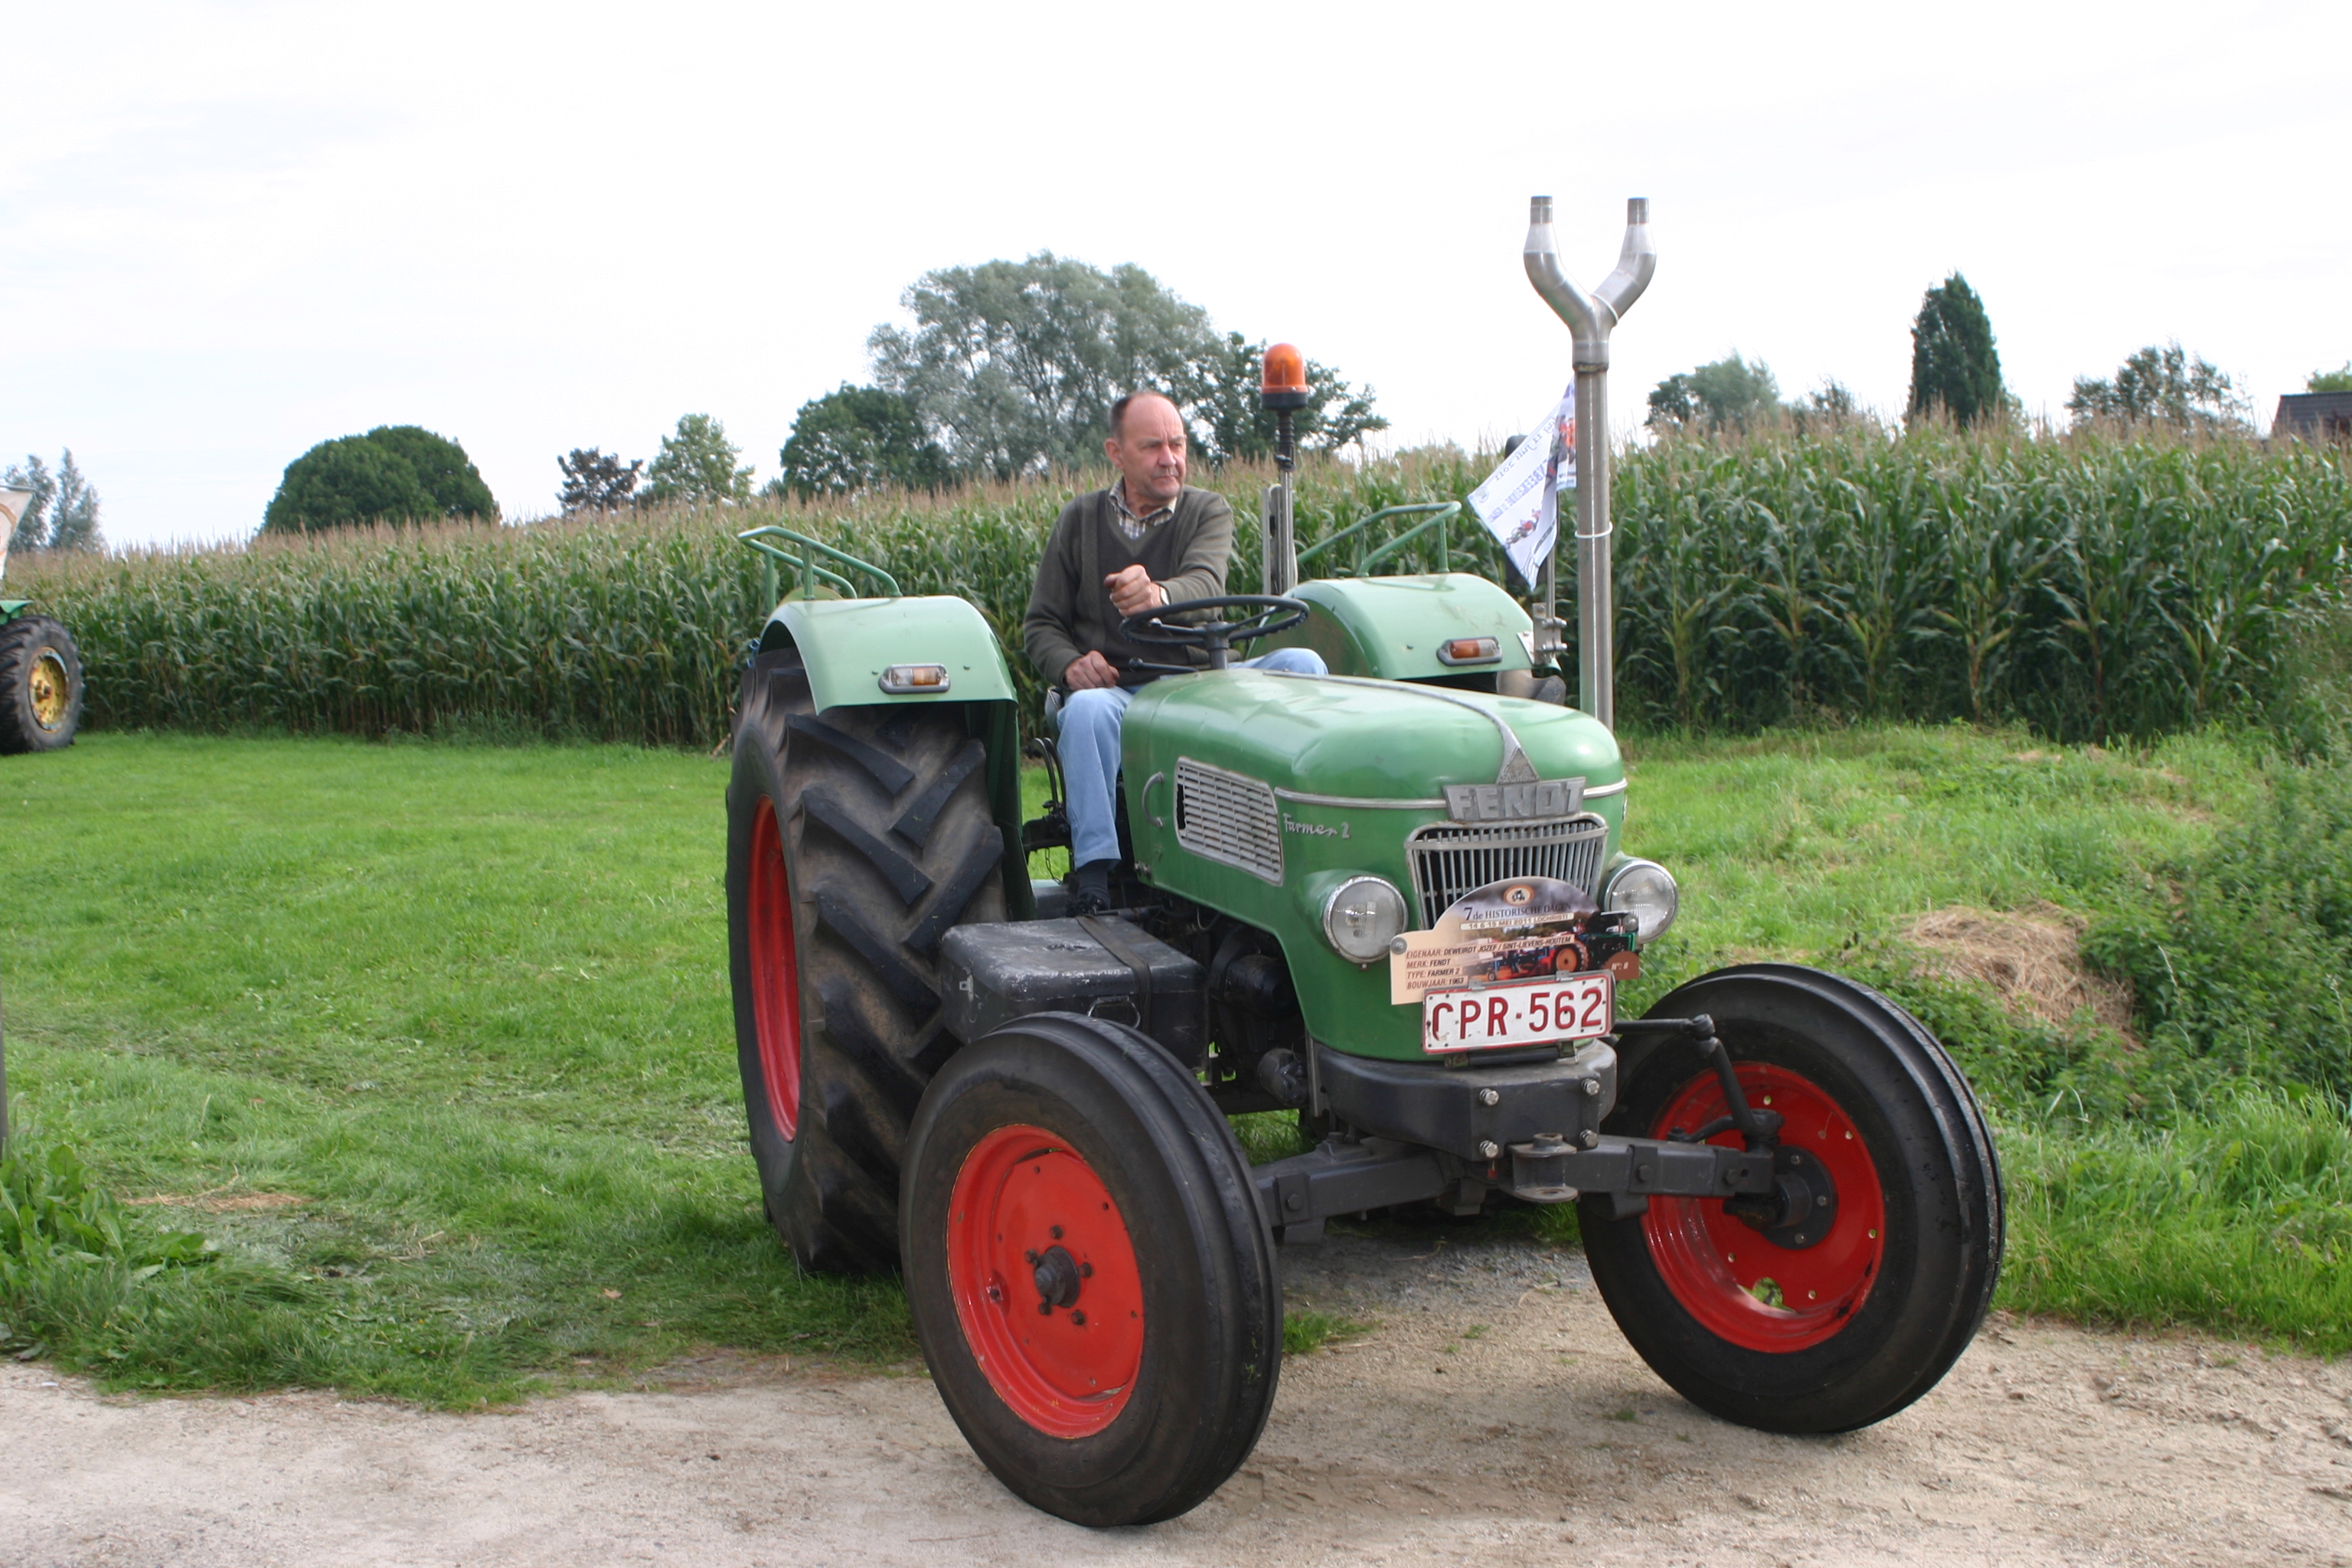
[15,428,2350,748]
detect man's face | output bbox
[1106,396,1187,508]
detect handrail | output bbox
[1296,501,1461,577]
[737,526,903,601]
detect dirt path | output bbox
[6,1227,2350,1566]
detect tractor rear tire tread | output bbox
[728,648,1004,1273]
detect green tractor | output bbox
[0,485,87,754]
[722,200,2000,1528]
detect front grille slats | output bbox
[1406,814,1610,927]
[1174,759,1284,884]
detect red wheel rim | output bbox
[946,1124,1145,1439]
[1642,1063,1886,1353]
[747,796,802,1142]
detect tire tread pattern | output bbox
[728,650,1005,1272]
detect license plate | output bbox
[1422,973,1614,1054]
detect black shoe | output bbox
[1066,889,1112,918]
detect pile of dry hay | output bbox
[1903,903,2137,1040]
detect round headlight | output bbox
[1322,875,1407,963]
[1602,858,1680,942]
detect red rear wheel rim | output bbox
[946,1124,1145,1439]
[747,796,802,1142]
[1642,1063,1886,1353]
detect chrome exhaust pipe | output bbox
[1523,196,1653,730]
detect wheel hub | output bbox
[28,650,69,730]
[1723,1144,1839,1250]
[947,1125,1145,1439]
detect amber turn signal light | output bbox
[1261,342,1309,410]
[880,664,952,694]
[1436,636,1501,666]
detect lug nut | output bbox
[1070,1310,1086,1326]
[1050,1225,1063,1239]
[1579,1129,1599,1148]
[1582,1078,1601,1096]
[1478,1139,1501,1159]
[1478,1089,1500,1106]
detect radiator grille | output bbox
[1406,814,1610,927]
[1174,759,1284,884]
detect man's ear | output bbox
[1102,436,1122,466]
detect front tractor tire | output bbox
[902,1012,1282,1527]
[1582,964,2002,1434]
[727,647,1005,1273]
[0,616,84,754]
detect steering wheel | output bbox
[1120,595,1311,672]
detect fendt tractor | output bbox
[723,198,2002,1527]
[0,483,87,755]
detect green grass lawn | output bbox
[2,725,2345,1402]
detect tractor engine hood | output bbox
[1122,669,1622,806]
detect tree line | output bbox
[1645,271,2339,439]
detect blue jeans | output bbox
[1060,648,1328,868]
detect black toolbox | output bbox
[939,916,1206,1068]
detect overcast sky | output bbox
[5,0,2347,549]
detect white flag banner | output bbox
[1467,384,1576,588]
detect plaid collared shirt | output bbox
[1109,482,1176,544]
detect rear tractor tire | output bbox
[902,1011,1282,1527]
[0,616,83,754]
[1581,964,2002,1434]
[727,646,1006,1273]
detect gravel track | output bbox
[5,1226,2350,1566]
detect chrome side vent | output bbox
[1173,758,1283,884]
[1406,813,1610,927]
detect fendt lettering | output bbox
[720,193,2002,1530]
[1446,778,1584,822]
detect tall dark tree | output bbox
[264,426,495,534]
[557,447,643,512]
[776,385,950,499]
[1906,273,2004,426]
[2067,343,2252,434]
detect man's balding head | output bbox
[1105,392,1187,509]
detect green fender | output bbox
[1258,573,1537,683]
[757,594,1034,919]
[0,599,30,623]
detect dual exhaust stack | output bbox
[1254,197,1653,733]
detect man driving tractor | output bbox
[1021,389,1324,915]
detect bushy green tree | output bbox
[870,253,1217,480]
[642,414,754,505]
[1647,354,1784,432]
[1183,332,1388,464]
[2067,343,2251,435]
[2306,363,2352,394]
[557,448,642,513]
[263,426,495,534]
[776,385,949,499]
[1906,273,2005,426]
[3,450,103,553]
